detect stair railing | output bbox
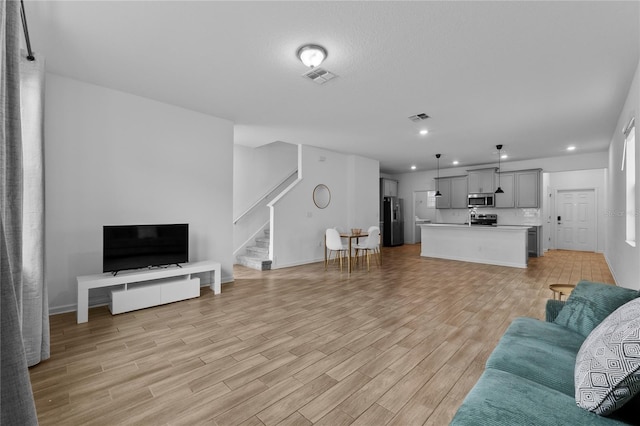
[233,169,298,225]
[233,220,270,257]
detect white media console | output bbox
[76,260,221,323]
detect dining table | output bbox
[324,231,368,273]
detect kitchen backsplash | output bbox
[436,208,543,226]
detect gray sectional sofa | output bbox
[450,280,640,425]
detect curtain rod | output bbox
[20,0,35,61]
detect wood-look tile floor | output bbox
[30,245,615,425]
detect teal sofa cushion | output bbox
[486,317,585,396]
[553,281,638,337]
[546,298,566,322]
[575,298,640,415]
[450,369,630,426]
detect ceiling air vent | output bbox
[408,113,430,122]
[302,67,337,85]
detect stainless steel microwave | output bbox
[468,193,495,208]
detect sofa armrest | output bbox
[545,299,565,322]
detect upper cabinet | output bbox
[381,178,398,197]
[494,169,541,208]
[467,168,497,193]
[494,172,515,208]
[515,170,541,208]
[450,176,469,209]
[435,175,467,209]
[434,177,451,209]
[435,169,540,210]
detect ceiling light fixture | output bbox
[495,145,504,194]
[452,160,459,165]
[501,154,508,159]
[419,129,429,135]
[297,44,327,68]
[567,146,576,151]
[411,165,417,170]
[435,154,442,197]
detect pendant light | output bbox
[435,154,442,197]
[495,144,504,194]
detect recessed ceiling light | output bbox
[411,165,417,170]
[452,161,459,165]
[567,146,576,151]
[419,129,429,135]
[501,154,508,159]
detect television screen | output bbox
[103,224,189,273]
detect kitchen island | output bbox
[420,224,531,268]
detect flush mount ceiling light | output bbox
[495,145,505,194]
[411,165,417,170]
[419,129,429,136]
[297,44,327,68]
[567,146,576,151]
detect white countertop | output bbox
[421,223,531,231]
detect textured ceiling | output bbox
[26,1,640,173]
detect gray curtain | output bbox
[19,48,48,366]
[1,0,45,424]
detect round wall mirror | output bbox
[313,184,331,209]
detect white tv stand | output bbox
[76,260,221,323]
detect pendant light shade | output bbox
[435,154,442,197]
[495,144,504,194]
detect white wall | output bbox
[606,57,640,290]
[45,74,235,313]
[393,152,609,244]
[233,141,298,218]
[348,155,380,231]
[270,145,379,268]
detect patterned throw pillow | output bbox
[575,298,640,415]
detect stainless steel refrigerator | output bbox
[382,196,404,246]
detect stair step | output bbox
[237,255,272,271]
[246,245,269,258]
[255,237,269,248]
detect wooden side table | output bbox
[549,284,576,301]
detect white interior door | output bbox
[556,189,596,251]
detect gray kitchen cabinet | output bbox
[381,178,398,197]
[515,170,541,208]
[435,177,451,209]
[494,172,515,208]
[528,225,543,257]
[450,176,469,209]
[435,176,467,209]
[467,168,496,193]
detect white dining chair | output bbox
[366,226,381,264]
[325,228,350,271]
[354,227,381,271]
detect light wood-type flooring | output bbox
[30,245,615,425]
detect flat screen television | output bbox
[103,224,189,274]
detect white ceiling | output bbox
[26,1,640,173]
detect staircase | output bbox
[236,229,272,271]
